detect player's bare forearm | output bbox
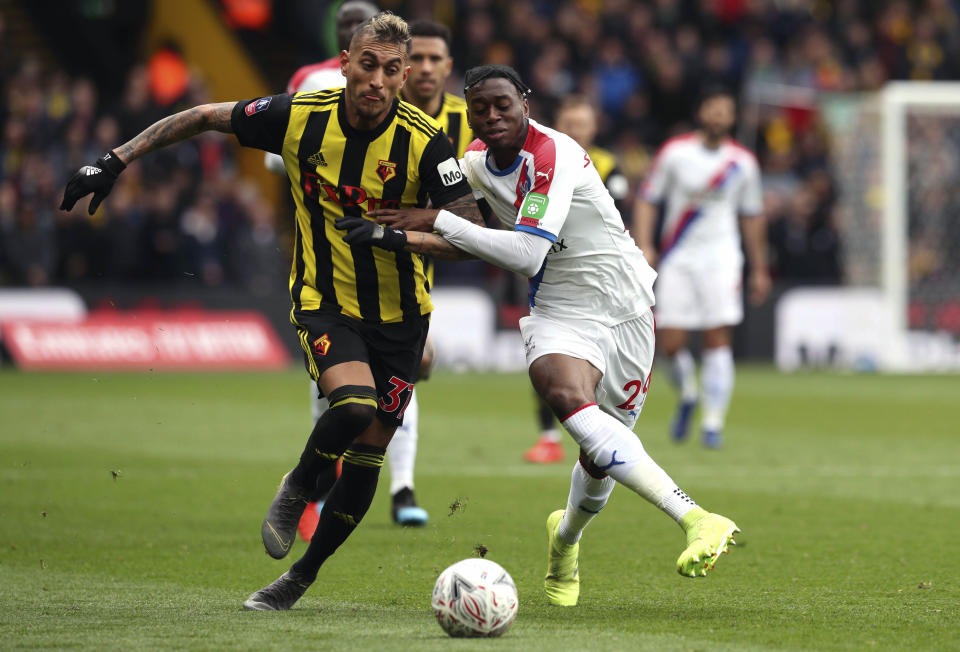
[632,201,658,265]
[404,231,476,260]
[370,194,484,234]
[740,215,769,270]
[438,194,485,227]
[114,102,235,164]
[740,214,772,304]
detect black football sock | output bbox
[536,393,556,432]
[308,463,339,502]
[291,443,385,581]
[289,385,377,491]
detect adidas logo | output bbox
[307,150,327,167]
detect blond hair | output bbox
[350,11,411,53]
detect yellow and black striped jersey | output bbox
[588,145,629,219]
[434,93,472,159]
[231,89,472,324]
[398,91,472,286]
[401,91,471,158]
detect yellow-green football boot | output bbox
[677,507,739,578]
[544,509,579,606]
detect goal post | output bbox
[880,82,960,371]
[817,81,960,372]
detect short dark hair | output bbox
[336,1,378,22]
[464,64,531,98]
[350,11,410,53]
[556,94,597,115]
[408,19,452,51]
[698,83,735,108]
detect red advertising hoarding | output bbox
[2,310,290,370]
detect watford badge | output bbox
[313,334,331,356]
[376,159,398,183]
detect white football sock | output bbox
[556,460,615,545]
[562,404,698,523]
[670,349,698,403]
[541,429,562,443]
[388,388,418,495]
[701,346,734,431]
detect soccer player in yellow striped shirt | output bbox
[60,12,483,611]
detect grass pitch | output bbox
[1,366,958,650]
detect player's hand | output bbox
[335,216,408,252]
[367,207,439,233]
[59,150,126,215]
[748,269,772,305]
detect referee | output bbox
[60,12,482,611]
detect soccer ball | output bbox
[431,558,518,638]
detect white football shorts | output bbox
[654,256,743,329]
[519,310,655,428]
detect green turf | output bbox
[1,367,958,650]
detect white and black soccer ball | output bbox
[431,558,518,638]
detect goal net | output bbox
[823,82,960,371]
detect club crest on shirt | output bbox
[245,97,272,116]
[516,161,532,196]
[376,159,397,183]
[313,334,331,356]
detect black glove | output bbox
[59,150,126,215]
[335,216,407,252]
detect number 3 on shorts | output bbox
[379,376,414,418]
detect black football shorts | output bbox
[292,307,429,427]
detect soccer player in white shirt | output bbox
[633,87,771,448]
[347,65,741,605]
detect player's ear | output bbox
[339,50,350,76]
[444,57,453,77]
[401,64,410,85]
[521,97,529,118]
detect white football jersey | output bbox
[641,133,762,263]
[460,119,656,325]
[287,58,344,93]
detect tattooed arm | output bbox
[402,194,487,260]
[437,193,485,227]
[370,198,552,275]
[114,103,236,164]
[367,193,487,261]
[403,230,476,260]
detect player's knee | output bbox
[327,385,378,434]
[540,384,592,420]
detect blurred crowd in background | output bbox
[2,0,959,294]
[0,49,285,294]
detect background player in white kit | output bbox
[263,0,432,530]
[347,65,741,605]
[633,87,770,449]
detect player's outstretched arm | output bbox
[632,200,659,268]
[114,102,236,164]
[354,197,551,276]
[351,193,487,261]
[61,103,236,215]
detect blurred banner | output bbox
[3,309,289,371]
[775,287,960,372]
